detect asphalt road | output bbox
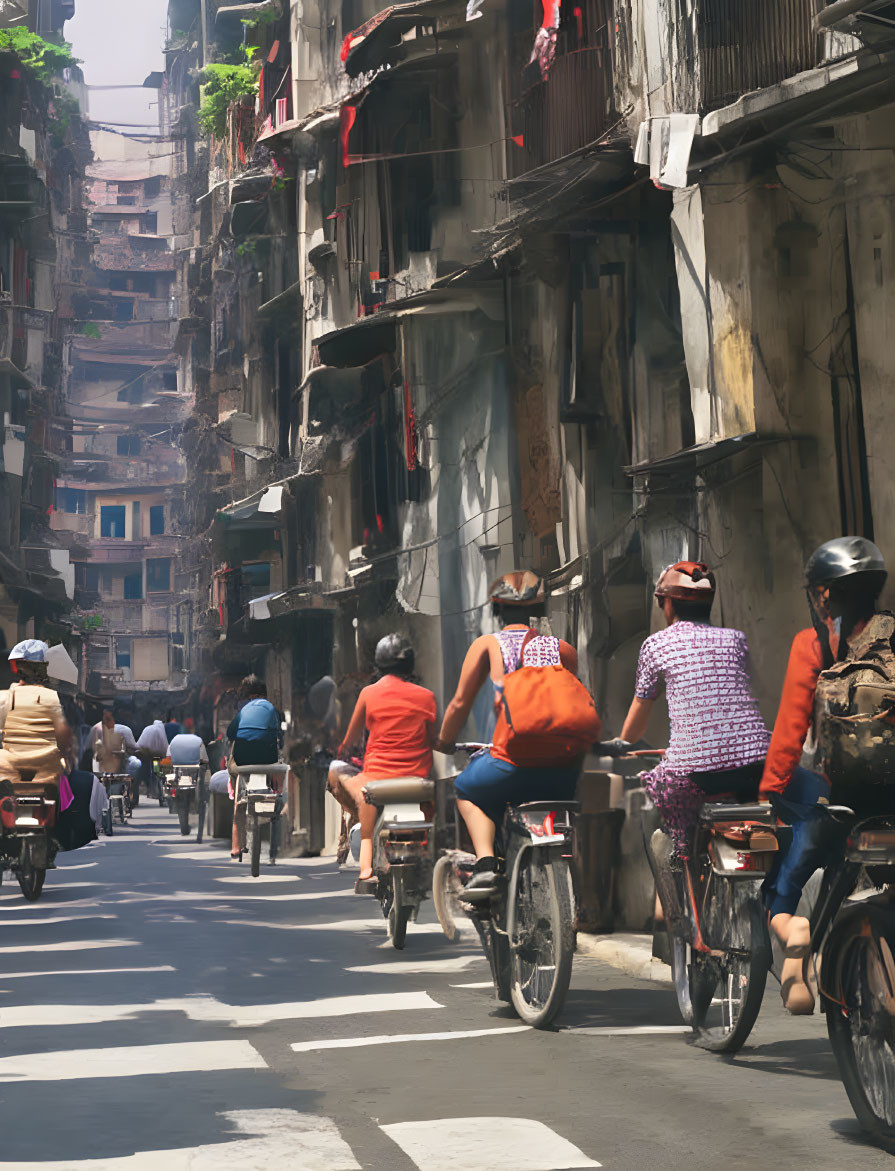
[0,804,889,1170]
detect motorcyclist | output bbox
[434,572,581,897]
[0,640,72,785]
[226,675,282,860]
[89,710,136,775]
[337,634,437,884]
[618,561,770,856]
[759,536,888,1014]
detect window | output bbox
[124,572,142,600]
[241,561,271,601]
[146,558,171,592]
[150,505,165,535]
[132,500,141,539]
[75,563,100,591]
[162,371,178,391]
[117,435,141,456]
[117,195,137,206]
[55,487,86,514]
[100,505,126,539]
[116,637,131,669]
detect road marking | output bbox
[219,918,445,934]
[0,914,116,927]
[155,888,356,902]
[0,966,175,981]
[0,1039,266,1082]
[450,982,494,989]
[291,1025,531,1053]
[0,990,442,1029]
[214,873,301,884]
[0,939,137,955]
[56,862,98,870]
[381,1118,600,1171]
[562,1025,691,1037]
[347,955,485,975]
[0,1109,361,1170]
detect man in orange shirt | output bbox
[760,536,887,1013]
[337,635,437,882]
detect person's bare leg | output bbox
[356,800,377,879]
[456,798,496,860]
[771,912,814,1013]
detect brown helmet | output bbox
[489,570,545,607]
[654,561,716,605]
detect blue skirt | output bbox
[454,750,579,824]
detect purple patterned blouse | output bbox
[635,621,769,773]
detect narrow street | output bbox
[0,809,887,1171]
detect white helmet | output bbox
[8,639,49,663]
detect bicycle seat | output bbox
[363,778,435,805]
[700,803,776,823]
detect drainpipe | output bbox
[815,0,873,30]
[199,0,208,67]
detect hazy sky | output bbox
[66,0,169,127]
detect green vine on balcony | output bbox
[198,63,258,139]
[0,28,79,86]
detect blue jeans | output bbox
[763,766,840,918]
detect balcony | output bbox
[697,0,822,111]
[509,41,614,177]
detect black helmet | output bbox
[805,537,887,587]
[374,633,414,673]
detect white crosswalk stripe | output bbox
[0,938,137,955]
[380,1117,601,1170]
[291,1025,532,1052]
[0,1039,267,1082]
[0,1109,361,1169]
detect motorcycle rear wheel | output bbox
[17,854,45,902]
[177,795,190,836]
[509,853,574,1028]
[250,816,262,877]
[827,912,895,1151]
[388,876,411,950]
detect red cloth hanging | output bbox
[340,104,358,168]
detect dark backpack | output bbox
[815,612,895,805]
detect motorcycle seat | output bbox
[231,763,289,777]
[363,778,435,806]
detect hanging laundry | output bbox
[528,2,559,81]
[466,0,484,19]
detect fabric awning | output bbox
[343,0,470,77]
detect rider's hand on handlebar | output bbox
[597,738,633,758]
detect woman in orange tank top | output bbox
[337,634,437,881]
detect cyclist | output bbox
[759,536,888,1013]
[0,640,72,785]
[89,710,137,775]
[619,561,769,857]
[337,635,437,884]
[434,572,580,897]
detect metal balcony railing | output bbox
[509,43,615,177]
[697,0,823,110]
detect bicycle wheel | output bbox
[250,816,262,877]
[509,852,574,1028]
[103,806,113,836]
[827,911,895,1150]
[433,854,464,943]
[690,882,770,1053]
[177,795,190,836]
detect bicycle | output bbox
[606,745,774,1053]
[433,743,577,1028]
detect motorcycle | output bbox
[166,764,207,838]
[356,777,436,950]
[0,775,59,900]
[432,744,577,1027]
[232,762,288,876]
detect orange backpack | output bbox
[491,629,602,767]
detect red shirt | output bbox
[361,675,437,779]
[760,628,824,796]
